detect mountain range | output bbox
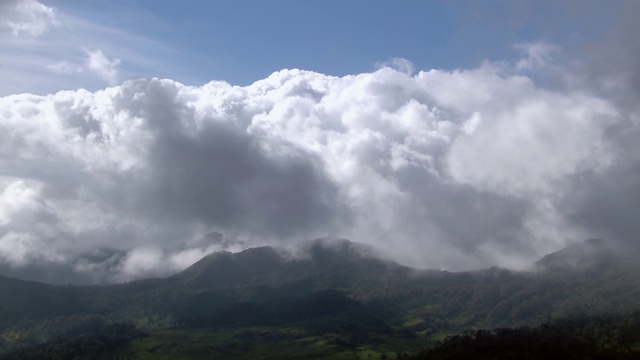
[0,238,639,359]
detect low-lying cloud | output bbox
[0,43,638,283]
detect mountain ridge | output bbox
[0,237,638,357]
[0,237,625,288]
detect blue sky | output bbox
[2,1,624,95]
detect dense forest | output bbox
[413,313,640,360]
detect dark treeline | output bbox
[0,323,145,360]
[411,312,640,360]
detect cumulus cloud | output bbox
[0,0,58,37]
[0,44,636,283]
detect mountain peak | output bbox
[172,239,406,292]
[535,238,618,273]
[175,246,288,289]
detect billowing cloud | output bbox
[0,45,636,284]
[0,0,58,37]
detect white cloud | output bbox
[85,49,121,85]
[377,57,415,75]
[44,50,122,85]
[0,0,58,37]
[446,91,616,196]
[0,46,632,284]
[0,180,41,226]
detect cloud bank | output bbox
[0,42,638,283]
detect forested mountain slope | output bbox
[1,238,638,358]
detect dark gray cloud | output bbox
[550,0,640,254]
[143,95,349,236]
[576,1,640,103]
[562,163,640,244]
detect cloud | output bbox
[85,49,121,85]
[0,43,636,283]
[46,60,81,74]
[0,0,58,37]
[549,0,640,254]
[0,4,196,96]
[45,50,122,85]
[377,57,415,75]
[514,42,559,72]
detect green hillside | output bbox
[0,238,639,359]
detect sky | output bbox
[1,0,639,284]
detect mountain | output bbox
[0,238,639,359]
[535,238,619,272]
[175,239,415,296]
